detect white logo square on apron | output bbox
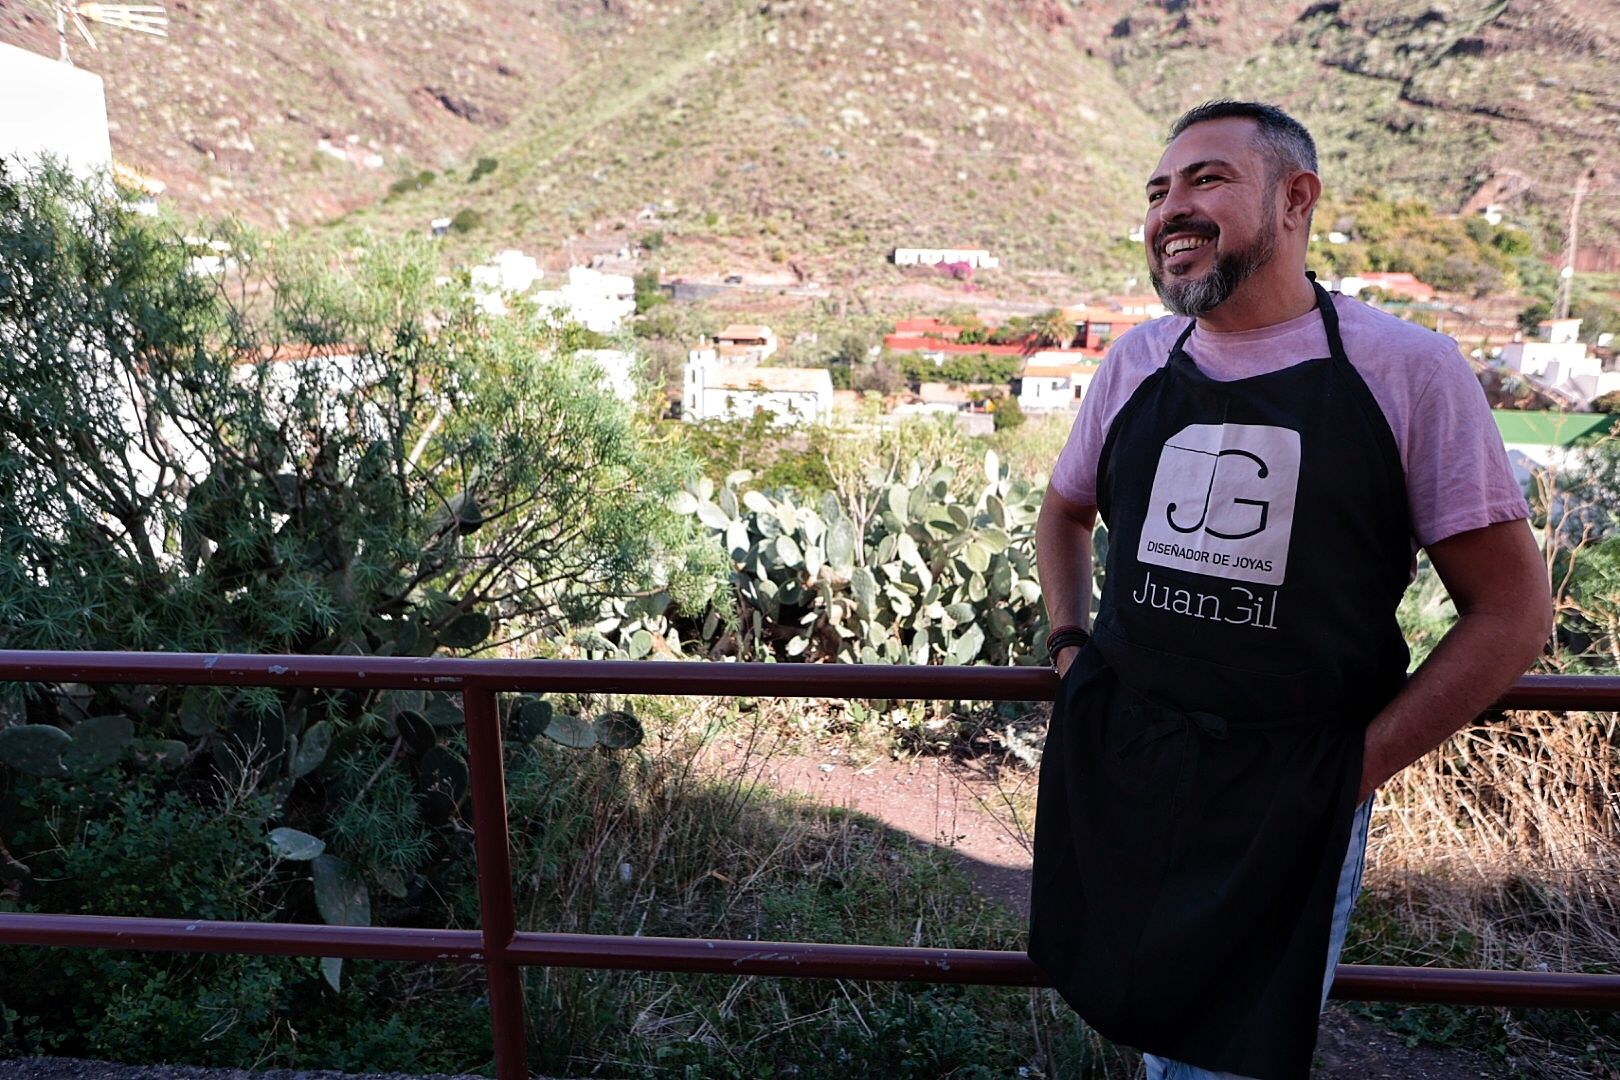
[1136,423,1301,587]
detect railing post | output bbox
[463,686,529,1080]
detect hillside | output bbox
[1104,0,1620,267]
[0,0,571,226]
[361,0,1164,293]
[2,0,1616,290]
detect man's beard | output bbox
[1149,209,1277,318]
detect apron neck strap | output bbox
[1168,275,1348,364]
[1309,275,1350,366]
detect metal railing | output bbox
[1,650,1618,1079]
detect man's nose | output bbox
[1158,186,1194,229]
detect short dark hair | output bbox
[1168,100,1318,182]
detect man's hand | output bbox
[1358,519,1552,802]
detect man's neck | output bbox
[1193,268,1318,334]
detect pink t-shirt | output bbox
[1051,292,1529,548]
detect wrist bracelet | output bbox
[1045,625,1090,660]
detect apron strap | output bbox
[1310,278,1350,366]
[1170,317,1196,357]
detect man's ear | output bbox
[1282,170,1322,232]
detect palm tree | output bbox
[1029,308,1074,350]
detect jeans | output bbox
[1140,798,1374,1080]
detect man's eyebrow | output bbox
[1145,159,1235,191]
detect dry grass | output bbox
[1353,710,1620,1075]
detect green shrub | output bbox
[386,169,436,197]
[898,350,1021,385]
[449,207,482,232]
[468,156,498,182]
[633,267,665,313]
[992,394,1025,431]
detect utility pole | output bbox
[1556,170,1591,321]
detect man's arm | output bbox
[1358,518,1552,802]
[1035,484,1098,676]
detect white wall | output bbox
[0,43,112,178]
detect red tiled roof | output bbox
[883,335,1026,356]
[1358,273,1435,300]
[716,323,775,341]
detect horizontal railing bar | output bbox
[0,913,485,961]
[505,931,1030,983]
[0,651,1054,699]
[1331,964,1620,1009]
[1,652,1617,710]
[1,913,1614,1009]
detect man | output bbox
[1028,100,1551,1080]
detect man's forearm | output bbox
[1035,497,1095,631]
[1360,576,1550,801]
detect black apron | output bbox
[1029,283,1412,1080]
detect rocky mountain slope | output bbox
[2,0,1615,285]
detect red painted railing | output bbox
[1,651,1618,1079]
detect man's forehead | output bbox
[1148,117,1263,182]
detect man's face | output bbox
[1144,117,1280,318]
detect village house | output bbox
[1333,272,1436,304]
[0,42,112,179]
[576,349,640,405]
[1015,351,1102,412]
[889,317,963,341]
[686,324,780,367]
[1110,295,1169,318]
[891,247,1000,270]
[715,324,778,361]
[1493,410,1616,487]
[531,266,636,333]
[470,252,635,333]
[682,361,833,426]
[882,333,1025,363]
[1498,318,1618,404]
[1065,306,1154,350]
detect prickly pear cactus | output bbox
[660,450,1051,665]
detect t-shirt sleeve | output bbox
[1404,342,1530,548]
[1049,363,1114,506]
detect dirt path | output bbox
[735,743,1505,1079]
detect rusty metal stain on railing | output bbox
[1,651,1618,1080]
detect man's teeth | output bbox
[1164,236,1212,257]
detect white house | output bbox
[682,360,833,426]
[531,266,636,334]
[1499,319,1617,403]
[471,253,636,334]
[892,247,1000,270]
[576,348,639,405]
[471,250,543,302]
[1016,354,1101,412]
[0,42,112,178]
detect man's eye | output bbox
[1195,175,1221,185]
[1147,191,1165,203]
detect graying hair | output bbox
[1168,100,1318,183]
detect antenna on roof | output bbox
[50,2,169,63]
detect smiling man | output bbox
[1028,101,1552,1080]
